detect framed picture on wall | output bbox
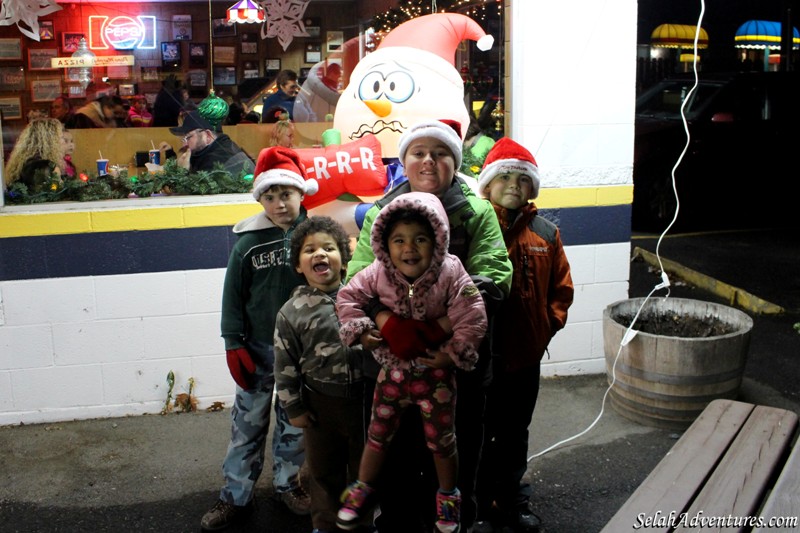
[213,66,236,86]
[39,21,55,41]
[31,78,62,102]
[0,96,22,120]
[304,42,321,64]
[161,41,181,71]
[214,45,235,64]
[187,69,207,87]
[61,32,85,54]
[189,43,207,68]
[212,18,237,37]
[0,66,25,90]
[172,15,192,41]
[161,41,180,62]
[28,48,58,70]
[67,85,85,99]
[142,67,160,81]
[0,38,23,60]
[241,33,257,54]
[326,31,343,52]
[303,17,320,38]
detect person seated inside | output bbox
[159,111,255,176]
[126,96,153,127]
[261,70,300,122]
[50,96,73,125]
[67,95,126,129]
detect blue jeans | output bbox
[219,341,305,506]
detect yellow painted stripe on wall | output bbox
[1,185,632,238]
[0,211,94,238]
[537,185,632,208]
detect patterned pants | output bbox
[368,366,457,457]
[219,340,305,506]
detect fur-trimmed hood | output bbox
[370,191,449,287]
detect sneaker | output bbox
[336,480,376,530]
[435,488,461,533]
[200,499,254,531]
[471,520,495,533]
[279,485,311,515]
[514,505,542,532]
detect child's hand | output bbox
[289,412,315,428]
[417,349,453,369]
[360,329,383,350]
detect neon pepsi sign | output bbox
[88,15,157,50]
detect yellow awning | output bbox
[651,24,709,49]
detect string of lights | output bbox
[372,0,502,34]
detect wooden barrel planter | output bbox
[603,297,753,429]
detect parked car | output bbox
[632,71,799,231]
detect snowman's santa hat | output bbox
[374,13,494,90]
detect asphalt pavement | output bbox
[1,227,798,533]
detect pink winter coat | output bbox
[337,191,488,371]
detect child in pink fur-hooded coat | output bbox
[335,190,487,531]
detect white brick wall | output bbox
[0,271,234,425]
[0,238,631,424]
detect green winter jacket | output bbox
[220,209,307,350]
[346,177,512,298]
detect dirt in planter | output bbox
[614,312,738,338]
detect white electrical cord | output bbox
[528,1,706,463]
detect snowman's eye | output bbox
[358,71,385,100]
[382,71,415,103]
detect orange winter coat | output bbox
[493,202,574,371]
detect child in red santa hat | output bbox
[474,138,574,533]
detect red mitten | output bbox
[226,348,257,389]
[380,315,429,361]
[417,320,450,348]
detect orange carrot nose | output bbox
[363,99,392,118]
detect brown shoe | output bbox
[200,499,254,531]
[279,485,311,515]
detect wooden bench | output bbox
[602,399,799,532]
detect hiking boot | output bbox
[435,488,461,533]
[337,480,377,530]
[200,499,254,531]
[278,485,311,515]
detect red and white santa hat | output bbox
[252,146,319,200]
[375,13,494,87]
[478,137,541,199]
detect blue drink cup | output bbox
[97,159,109,175]
[149,150,161,165]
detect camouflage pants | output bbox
[219,341,305,506]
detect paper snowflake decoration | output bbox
[0,0,62,41]
[258,0,309,51]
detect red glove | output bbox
[417,320,450,348]
[226,348,256,389]
[380,315,430,361]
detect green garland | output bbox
[460,147,485,179]
[4,158,253,205]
